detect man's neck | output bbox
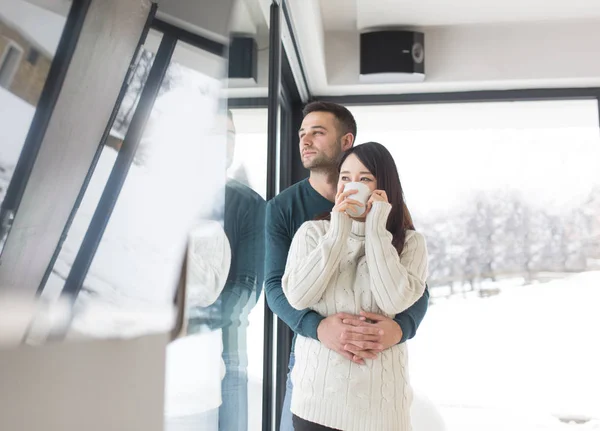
[308,169,338,203]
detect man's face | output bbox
[298,111,345,170]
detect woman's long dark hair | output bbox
[322,142,415,254]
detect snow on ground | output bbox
[244,272,600,430]
[0,87,34,204]
[408,271,600,431]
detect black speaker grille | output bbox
[360,30,424,75]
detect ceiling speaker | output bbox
[360,30,425,83]
[228,36,257,83]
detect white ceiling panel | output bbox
[320,0,600,30]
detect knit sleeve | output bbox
[282,211,352,310]
[186,221,232,308]
[365,202,428,315]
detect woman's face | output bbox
[338,153,378,192]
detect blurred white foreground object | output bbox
[411,389,447,431]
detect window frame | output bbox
[0,40,24,89]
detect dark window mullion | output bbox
[60,33,178,301]
[320,88,600,106]
[37,4,158,295]
[0,0,92,254]
[597,97,600,130]
[264,2,282,430]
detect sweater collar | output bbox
[351,220,366,236]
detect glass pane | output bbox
[40,30,164,313]
[35,2,271,428]
[158,45,268,430]
[218,1,271,428]
[349,100,600,431]
[0,0,72,237]
[227,107,268,431]
[72,39,226,335]
[228,108,268,198]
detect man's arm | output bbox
[264,199,412,363]
[394,287,430,343]
[264,200,324,340]
[218,195,266,328]
[340,288,429,361]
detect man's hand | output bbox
[341,311,403,362]
[317,313,383,365]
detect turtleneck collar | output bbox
[350,219,366,236]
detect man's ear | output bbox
[341,133,354,151]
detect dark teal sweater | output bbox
[188,179,266,333]
[264,179,429,343]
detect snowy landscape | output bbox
[2,6,600,429]
[243,272,600,431]
[411,271,600,431]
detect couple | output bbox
[265,102,429,431]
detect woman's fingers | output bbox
[359,310,387,322]
[368,189,388,203]
[341,331,381,344]
[345,340,384,351]
[333,198,363,214]
[344,345,378,360]
[351,355,365,365]
[344,198,363,207]
[336,189,358,203]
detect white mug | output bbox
[343,182,371,216]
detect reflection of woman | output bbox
[165,221,231,431]
[282,142,429,431]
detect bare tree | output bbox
[113,50,174,138]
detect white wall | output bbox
[0,87,34,168]
[0,0,66,57]
[322,19,600,95]
[156,0,236,45]
[0,334,169,431]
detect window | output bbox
[228,107,268,430]
[228,108,268,198]
[42,29,164,305]
[0,0,71,241]
[40,23,271,428]
[26,47,39,65]
[0,42,23,89]
[350,100,600,431]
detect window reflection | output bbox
[224,108,268,431]
[41,30,163,316]
[26,12,269,430]
[162,52,268,431]
[228,109,268,198]
[0,0,70,240]
[72,43,226,336]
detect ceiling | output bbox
[230,0,268,35]
[24,0,70,16]
[279,0,600,96]
[320,0,600,30]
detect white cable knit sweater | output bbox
[282,201,428,431]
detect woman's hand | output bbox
[365,189,388,215]
[332,183,363,215]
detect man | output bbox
[216,111,265,431]
[186,110,266,431]
[264,101,430,430]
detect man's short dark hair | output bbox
[302,101,357,139]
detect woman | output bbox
[282,142,429,431]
